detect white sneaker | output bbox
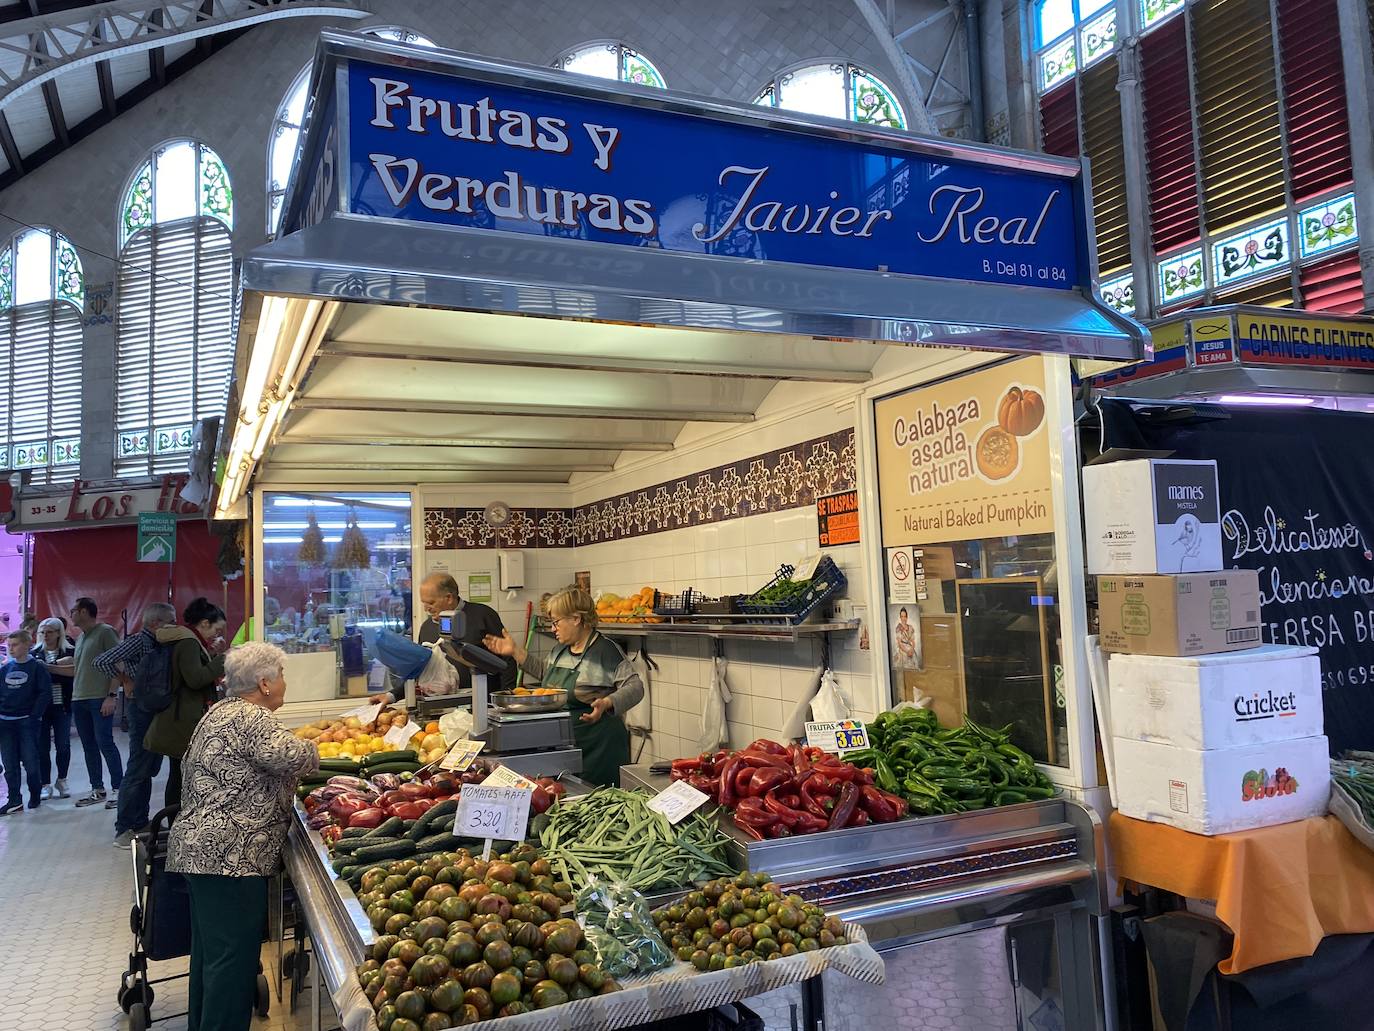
[54,778,69,798]
[74,789,107,808]
[39,784,52,800]
[105,789,119,810]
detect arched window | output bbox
[554,42,665,88]
[116,139,234,478]
[0,226,83,483]
[268,26,438,234]
[755,63,906,129]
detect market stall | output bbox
[218,30,1146,1031]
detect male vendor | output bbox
[373,572,516,702]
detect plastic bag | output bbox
[625,650,652,731]
[810,668,852,722]
[438,708,473,746]
[416,643,460,697]
[781,665,825,741]
[575,877,672,978]
[696,655,733,755]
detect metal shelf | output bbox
[538,618,859,643]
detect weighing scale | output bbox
[418,638,581,779]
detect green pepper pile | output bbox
[844,708,1057,817]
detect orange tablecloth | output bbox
[1109,812,1374,974]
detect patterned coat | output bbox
[168,697,319,877]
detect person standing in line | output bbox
[69,597,123,809]
[144,598,227,810]
[35,618,75,800]
[0,629,51,814]
[168,642,317,1031]
[97,602,176,848]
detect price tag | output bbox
[482,764,536,789]
[805,719,869,754]
[440,738,485,772]
[341,701,384,726]
[647,780,711,825]
[456,784,533,857]
[383,720,420,750]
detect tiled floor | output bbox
[0,726,322,1031]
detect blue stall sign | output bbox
[325,59,1085,291]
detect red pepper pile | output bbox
[669,738,909,840]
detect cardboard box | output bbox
[1112,734,1331,835]
[1084,458,1223,574]
[1107,645,1322,749]
[1097,571,1261,656]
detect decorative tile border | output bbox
[423,429,856,551]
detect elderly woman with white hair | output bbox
[167,641,318,1031]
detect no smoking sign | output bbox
[887,546,917,603]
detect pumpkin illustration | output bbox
[997,386,1045,436]
[975,425,1019,481]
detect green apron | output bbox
[545,634,630,787]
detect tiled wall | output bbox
[419,415,881,764]
[579,512,876,765]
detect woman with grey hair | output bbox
[36,616,75,799]
[167,641,318,1031]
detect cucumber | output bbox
[408,799,459,841]
[416,831,459,852]
[338,865,359,881]
[362,762,422,776]
[362,750,418,767]
[340,826,373,839]
[351,839,418,864]
[331,854,354,873]
[319,757,363,770]
[366,817,404,839]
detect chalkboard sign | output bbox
[956,576,1054,764]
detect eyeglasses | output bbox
[550,616,579,628]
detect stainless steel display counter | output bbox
[621,764,1110,1031]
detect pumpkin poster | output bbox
[874,356,1055,547]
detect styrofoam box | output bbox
[1112,735,1331,835]
[1107,645,1323,750]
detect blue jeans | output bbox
[116,703,163,834]
[72,698,123,792]
[0,717,41,806]
[39,701,71,785]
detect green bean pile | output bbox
[1332,751,1374,823]
[536,787,734,894]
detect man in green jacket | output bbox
[70,597,123,809]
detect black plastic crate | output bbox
[739,557,847,624]
[696,594,742,615]
[653,587,702,616]
[631,1001,764,1031]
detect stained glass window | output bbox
[1298,192,1358,260]
[1099,272,1135,316]
[0,225,83,484]
[269,27,438,234]
[755,63,907,130]
[1035,0,1118,91]
[1157,247,1206,306]
[117,141,235,477]
[555,42,666,89]
[1212,217,1290,289]
[1141,0,1187,31]
[120,140,233,249]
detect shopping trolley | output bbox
[117,806,270,1029]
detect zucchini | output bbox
[319,757,363,770]
[366,817,404,839]
[351,839,417,864]
[408,799,459,841]
[362,750,418,767]
[416,831,458,852]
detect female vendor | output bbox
[484,587,642,786]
